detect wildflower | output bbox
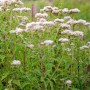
[13,7,31,13]
[33,25,44,32]
[87,42,90,48]
[76,19,86,25]
[44,40,54,46]
[10,28,24,34]
[43,6,52,12]
[0,0,11,6]
[12,60,21,66]
[40,42,45,46]
[26,22,37,28]
[52,7,59,10]
[65,80,72,85]
[39,18,47,22]
[69,8,80,13]
[21,7,31,12]
[54,18,64,23]
[60,23,71,29]
[27,44,34,49]
[42,21,55,26]
[84,22,90,27]
[80,45,89,50]
[61,29,73,35]
[52,7,59,14]
[87,42,90,46]
[52,9,59,14]
[59,38,69,43]
[72,31,84,38]
[35,13,48,18]
[66,19,75,25]
[62,8,69,13]
[64,16,72,21]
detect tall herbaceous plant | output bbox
[0,0,90,90]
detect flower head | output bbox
[65,80,72,85]
[12,60,21,66]
[44,40,54,46]
[59,38,69,43]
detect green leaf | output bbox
[50,81,54,90]
[1,72,10,81]
[13,80,21,89]
[22,82,30,89]
[0,55,5,60]
[34,69,41,76]
[0,81,2,90]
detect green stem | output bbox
[23,46,27,74]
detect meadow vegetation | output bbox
[0,0,90,90]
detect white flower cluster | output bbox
[59,38,69,43]
[64,16,72,21]
[61,30,84,38]
[43,40,54,46]
[42,21,55,26]
[66,18,90,27]
[80,42,90,50]
[26,20,55,32]
[13,7,31,13]
[35,13,48,19]
[40,6,53,12]
[54,18,64,24]
[65,80,72,85]
[10,27,24,34]
[87,42,90,46]
[0,0,23,6]
[80,45,89,50]
[62,8,80,13]
[26,22,44,32]
[53,16,90,29]
[40,6,80,15]
[12,60,21,66]
[38,18,47,22]
[0,0,24,12]
[60,23,71,29]
[9,4,90,52]
[40,6,60,14]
